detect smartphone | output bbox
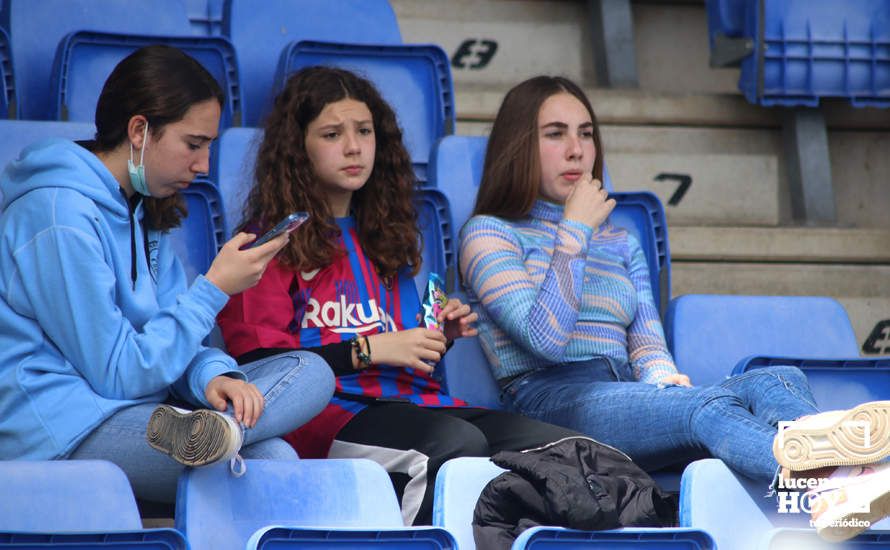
[249,212,309,248]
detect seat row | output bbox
[0,0,454,183]
[5,454,890,550]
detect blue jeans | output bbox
[502,358,819,482]
[69,351,334,502]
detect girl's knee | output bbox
[297,351,335,392]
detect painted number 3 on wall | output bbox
[452,39,499,69]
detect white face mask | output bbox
[127,122,149,196]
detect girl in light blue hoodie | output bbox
[0,46,334,502]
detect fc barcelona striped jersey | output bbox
[218,216,467,457]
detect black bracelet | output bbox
[351,335,372,369]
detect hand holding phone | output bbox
[249,212,309,248]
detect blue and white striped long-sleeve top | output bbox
[459,199,678,384]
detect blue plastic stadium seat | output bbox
[433,457,714,550]
[51,31,242,130]
[680,458,890,550]
[0,120,96,210]
[222,0,402,125]
[416,188,454,296]
[1,0,193,120]
[0,460,188,549]
[247,527,457,550]
[734,357,890,410]
[0,530,188,549]
[513,526,716,549]
[276,41,455,181]
[707,0,890,107]
[170,179,226,284]
[0,120,96,172]
[664,294,860,387]
[0,27,17,119]
[176,458,454,550]
[215,126,261,235]
[187,0,225,36]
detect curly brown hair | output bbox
[241,66,421,278]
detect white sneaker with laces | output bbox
[146,405,244,473]
[774,400,890,471]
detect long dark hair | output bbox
[93,45,224,231]
[473,76,604,219]
[242,66,421,278]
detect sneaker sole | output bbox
[815,477,890,542]
[775,401,890,471]
[146,405,238,467]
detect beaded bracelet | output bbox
[351,335,372,369]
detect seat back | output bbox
[0,530,189,549]
[170,179,226,283]
[0,27,16,119]
[416,188,455,296]
[52,31,242,130]
[222,0,402,125]
[0,120,96,210]
[736,357,890,410]
[0,460,142,531]
[176,459,404,550]
[432,457,506,550]
[216,126,261,236]
[247,526,458,549]
[276,41,454,180]
[680,458,890,550]
[707,0,890,107]
[2,0,192,119]
[665,294,860,386]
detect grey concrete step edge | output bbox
[668,226,890,264]
[455,87,890,130]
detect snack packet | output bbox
[421,273,448,331]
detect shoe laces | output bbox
[228,421,247,477]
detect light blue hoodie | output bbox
[0,138,243,459]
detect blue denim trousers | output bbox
[69,351,334,502]
[501,358,819,482]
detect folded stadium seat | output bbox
[169,178,227,284]
[1,0,193,120]
[664,294,861,388]
[433,457,716,550]
[0,460,188,549]
[0,120,96,210]
[51,31,243,131]
[706,0,890,107]
[275,40,455,183]
[175,458,457,550]
[0,27,16,119]
[680,458,890,550]
[221,0,402,126]
[416,187,455,296]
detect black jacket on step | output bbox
[473,437,677,550]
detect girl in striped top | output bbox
[458,76,890,498]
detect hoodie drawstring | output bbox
[121,189,143,290]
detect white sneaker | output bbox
[146,405,243,468]
[806,462,890,542]
[774,400,890,471]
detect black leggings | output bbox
[330,402,579,525]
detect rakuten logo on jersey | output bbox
[302,295,397,333]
